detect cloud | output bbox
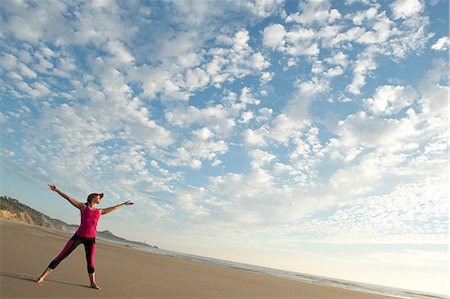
[205,170,308,225]
[243,113,307,147]
[314,63,448,242]
[286,0,341,25]
[165,86,262,140]
[390,0,423,20]
[131,28,270,101]
[356,11,393,44]
[293,177,448,244]
[166,135,229,170]
[263,1,431,94]
[219,29,271,79]
[364,85,418,115]
[107,40,134,64]
[263,23,286,49]
[165,104,236,136]
[17,62,37,79]
[243,127,268,146]
[249,149,276,169]
[346,49,377,95]
[285,78,329,120]
[418,58,449,126]
[431,36,450,51]
[351,6,379,25]
[334,110,423,155]
[0,0,68,43]
[185,67,209,91]
[176,188,211,218]
[239,111,254,124]
[324,51,348,67]
[329,151,404,196]
[5,56,175,197]
[6,15,41,42]
[262,23,320,58]
[0,53,17,69]
[242,0,286,18]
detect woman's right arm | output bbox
[48,184,84,210]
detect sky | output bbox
[0,0,448,295]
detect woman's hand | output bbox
[48,184,83,210]
[124,200,134,206]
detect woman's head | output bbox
[86,193,103,205]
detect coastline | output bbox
[0,219,401,298]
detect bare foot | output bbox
[37,267,52,284]
[90,283,101,290]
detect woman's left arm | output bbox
[101,200,134,215]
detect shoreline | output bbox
[124,243,446,299]
[0,219,402,298]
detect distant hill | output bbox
[0,195,157,249]
[0,196,76,231]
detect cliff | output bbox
[0,196,157,249]
[0,196,76,232]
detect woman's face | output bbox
[92,195,102,205]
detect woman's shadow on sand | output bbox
[1,272,91,289]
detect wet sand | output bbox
[0,219,396,298]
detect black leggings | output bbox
[48,235,97,273]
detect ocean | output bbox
[127,244,447,299]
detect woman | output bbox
[36,184,134,289]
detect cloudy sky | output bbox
[1,0,448,295]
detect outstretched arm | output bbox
[101,200,134,215]
[48,184,84,210]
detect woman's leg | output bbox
[48,236,82,269]
[83,238,100,289]
[37,236,81,283]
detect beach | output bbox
[1,219,396,299]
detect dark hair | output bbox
[86,193,97,205]
[85,193,104,205]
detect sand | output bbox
[0,219,396,299]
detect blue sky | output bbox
[0,0,448,295]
